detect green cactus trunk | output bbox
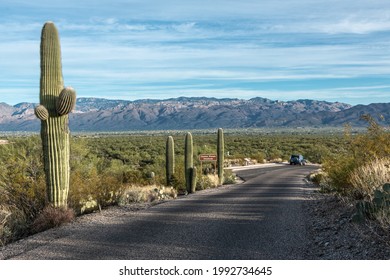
[184,132,193,193]
[217,128,224,185]
[190,166,197,193]
[37,22,76,207]
[166,136,175,186]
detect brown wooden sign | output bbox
[199,154,217,161]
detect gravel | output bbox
[303,189,390,259]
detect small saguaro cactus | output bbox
[166,136,175,186]
[35,22,76,207]
[217,128,224,185]
[184,132,194,193]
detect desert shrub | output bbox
[0,137,46,243]
[250,152,266,163]
[305,144,331,164]
[197,174,219,190]
[321,116,390,197]
[119,185,177,205]
[0,204,27,246]
[68,143,128,213]
[267,148,283,161]
[307,169,326,185]
[119,186,150,203]
[0,206,11,245]
[321,154,356,194]
[31,205,75,234]
[317,116,390,228]
[223,169,236,184]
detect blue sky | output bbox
[1,0,390,105]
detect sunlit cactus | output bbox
[166,136,175,186]
[217,128,224,185]
[184,132,193,193]
[35,22,76,207]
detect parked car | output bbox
[289,154,306,165]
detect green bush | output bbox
[321,116,390,197]
[0,137,46,243]
[317,116,390,228]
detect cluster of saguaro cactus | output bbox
[166,136,175,186]
[166,130,224,193]
[217,128,224,185]
[35,22,76,207]
[165,133,197,193]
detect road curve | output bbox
[5,164,319,260]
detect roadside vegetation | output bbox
[1,125,386,245]
[311,115,390,228]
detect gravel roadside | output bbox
[303,188,390,259]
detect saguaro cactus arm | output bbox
[34,105,49,121]
[57,87,77,116]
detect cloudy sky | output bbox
[1,0,390,105]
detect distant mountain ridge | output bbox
[0,97,388,131]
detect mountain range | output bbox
[0,97,389,131]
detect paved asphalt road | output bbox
[8,164,319,260]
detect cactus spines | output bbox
[37,22,76,207]
[34,105,49,121]
[217,128,224,185]
[184,132,193,193]
[190,166,197,193]
[57,87,76,116]
[166,136,175,186]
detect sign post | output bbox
[199,154,217,175]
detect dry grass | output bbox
[197,174,219,190]
[349,157,390,200]
[119,184,177,205]
[0,206,12,246]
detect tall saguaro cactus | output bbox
[217,128,224,185]
[166,136,175,186]
[184,132,193,193]
[35,22,76,207]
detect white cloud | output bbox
[322,18,390,34]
